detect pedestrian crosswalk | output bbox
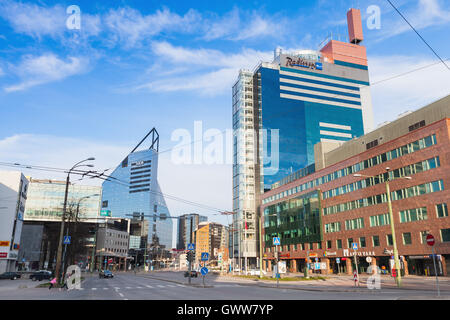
[88,283,190,291]
[86,283,239,291]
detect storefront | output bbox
[407,255,444,276]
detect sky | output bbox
[0,0,450,238]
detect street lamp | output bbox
[353,167,411,287]
[54,157,95,284]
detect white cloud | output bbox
[134,42,272,95]
[0,134,231,226]
[4,53,89,92]
[104,7,200,48]
[368,54,450,126]
[375,0,450,41]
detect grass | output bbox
[232,275,327,281]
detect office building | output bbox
[232,8,373,270]
[0,171,28,273]
[95,219,130,271]
[101,128,173,250]
[176,213,208,250]
[194,222,228,267]
[261,95,450,276]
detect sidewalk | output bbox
[134,270,450,293]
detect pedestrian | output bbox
[60,273,69,291]
[49,277,57,290]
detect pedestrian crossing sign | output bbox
[187,243,195,250]
[63,236,71,245]
[201,252,209,261]
[273,237,281,246]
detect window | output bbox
[309,242,313,250]
[317,242,322,249]
[347,238,353,248]
[370,213,390,227]
[441,229,450,242]
[102,201,108,208]
[366,139,378,150]
[436,203,448,218]
[336,239,342,249]
[327,240,332,249]
[386,234,393,246]
[420,231,429,244]
[403,232,412,245]
[360,237,366,248]
[399,207,427,223]
[345,218,364,230]
[372,235,380,247]
[408,120,425,132]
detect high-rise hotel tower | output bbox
[232,9,374,270]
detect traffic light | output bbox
[186,251,195,262]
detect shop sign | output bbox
[308,253,318,257]
[324,251,337,257]
[0,253,8,258]
[0,241,10,247]
[343,249,375,257]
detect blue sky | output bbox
[0,0,449,230]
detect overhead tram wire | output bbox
[0,161,230,215]
[386,0,450,71]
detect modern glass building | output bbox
[24,179,102,222]
[101,128,173,250]
[232,8,373,270]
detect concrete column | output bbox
[403,258,409,276]
[346,258,353,275]
[441,256,447,276]
[292,259,297,273]
[371,257,377,274]
[323,258,331,274]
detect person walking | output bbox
[49,277,57,290]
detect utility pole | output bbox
[386,179,402,287]
[188,215,193,285]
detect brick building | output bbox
[261,95,450,276]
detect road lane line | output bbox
[145,285,153,288]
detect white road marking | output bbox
[157,285,165,288]
[177,284,186,287]
[145,285,153,288]
[118,293,124,297]
[167,285,176,287]
[103,288,108,290]
[136,287,143,289]
[92,288,97,291]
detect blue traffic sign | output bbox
[336,258,341,264]
[273,237,281,246]
[352,242,358,250]
[200,267,208,275]
[63,236,71,245]
[201,252,209,261]
[187,243,195,250]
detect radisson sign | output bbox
[285,56,323,71]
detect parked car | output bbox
[30,270,52,281]
[99,270,114,278]
[0,272,21,280]
[184,270,198,278]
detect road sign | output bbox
[315,258,318,262]
[392,268,397,277]
[314,263,321,270]
[336,258,340,264]
[273,237,280,246]
[201,252,209,261]
[63,236,71,245]
[187,243,195,250]
[366,257,372,263]
[200,267,208,275]
[352,242,358,250]
[426,234,435,246]
[353,270,358,282]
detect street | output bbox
[0,271,449,300]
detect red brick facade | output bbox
[261,118,450,276]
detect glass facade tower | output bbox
[232,9,373,270]
[101,128,173,250]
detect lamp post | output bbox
[259,213,279,278]
[54,157,95,284]
[354,167,411,287]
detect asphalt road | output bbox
[0,272,449,300]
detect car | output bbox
[184,270,198,278]
[30,270,52,281]
[0,272,21,280]
[99,270,114,278]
